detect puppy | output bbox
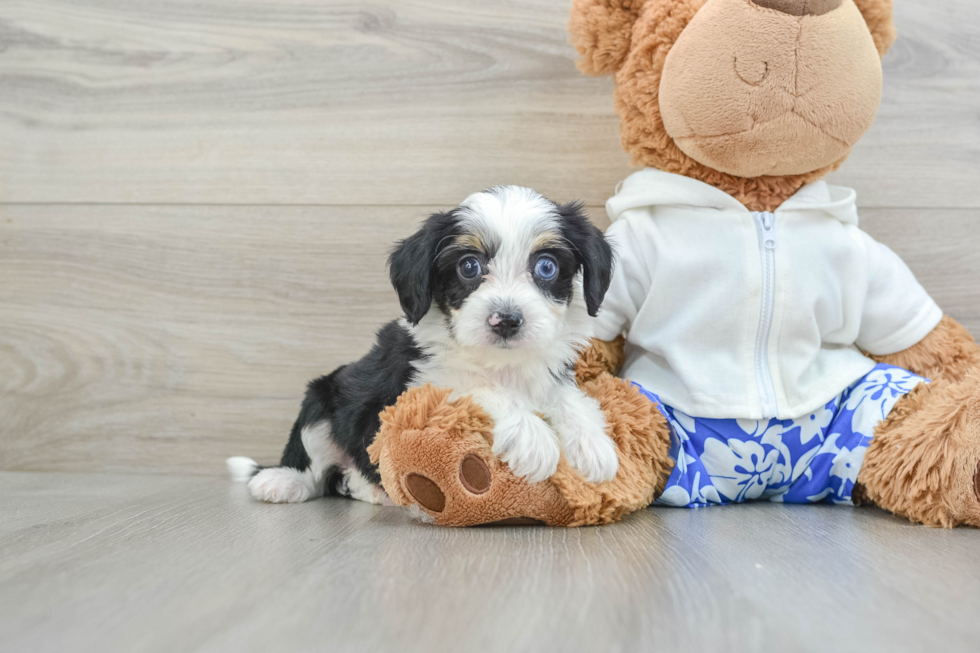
[228,186,617,504]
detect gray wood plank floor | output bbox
[1,471,978,653]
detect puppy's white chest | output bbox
[416,366,512,395]
[411,357,555,406]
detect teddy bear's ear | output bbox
[852,0,897,57]
[569,0,650,76]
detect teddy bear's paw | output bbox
[563,428,620,484]
[491,412,560,484]
[401,453,495,517]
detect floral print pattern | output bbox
[643,364,926,508]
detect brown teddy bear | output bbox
[369,0,980,527]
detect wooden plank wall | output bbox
[1,0,978,475]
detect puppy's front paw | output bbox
[492,413,560,484]
[561,424,619,484]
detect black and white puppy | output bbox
[228,186,616,504]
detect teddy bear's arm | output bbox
[868,316,980,384]
[576,336,626,384]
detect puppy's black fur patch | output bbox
[388,210,463,325]
[390,209,501,322]
[278,320,426,493]
[432,245,486,314]
[554,201,614,316]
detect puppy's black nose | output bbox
[488,311,523,338]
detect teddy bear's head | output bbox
[570,0,896,210]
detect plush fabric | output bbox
[852,0,896,56]
[569,0,650,76]
[368,385,575,525]
[751,0,843,16]
[860,369,980,527]
[658,0,882,177]
[856,316,980,527]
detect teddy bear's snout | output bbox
[658,0,882,177]
[750,0,842,17]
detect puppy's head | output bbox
[388,186,613,350]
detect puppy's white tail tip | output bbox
[226,456,260,483]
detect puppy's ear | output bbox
[557,202,614,317]
[388,211,457,325]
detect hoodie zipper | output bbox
[753,211,778,417]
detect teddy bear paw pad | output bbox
[404,473,445,512]
[459,454,492,494]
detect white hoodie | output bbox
[595,169,942,420]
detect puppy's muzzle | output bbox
[488,310,523,339]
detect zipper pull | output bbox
[761,211,777,249]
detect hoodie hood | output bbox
[606,169,859,226]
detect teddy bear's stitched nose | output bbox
[750,0,842,16]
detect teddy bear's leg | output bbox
[857,368,980,527]
[370,386,579,526]
[575,336,626,383]
[370,376,673,527]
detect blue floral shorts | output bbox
[637,364,926,508]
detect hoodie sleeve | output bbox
[594,217,653,341]
[855,232,943,356]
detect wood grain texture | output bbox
[1,205,977,475]
[0,471,978,653]
[1,0,979,207]
[0,205,405,473]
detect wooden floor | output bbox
[1,471,979,653]
[1,1,979,651]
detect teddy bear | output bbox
[369,0,980,527]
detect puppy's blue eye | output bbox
[534,256,558,281]
[457,256,482,280]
